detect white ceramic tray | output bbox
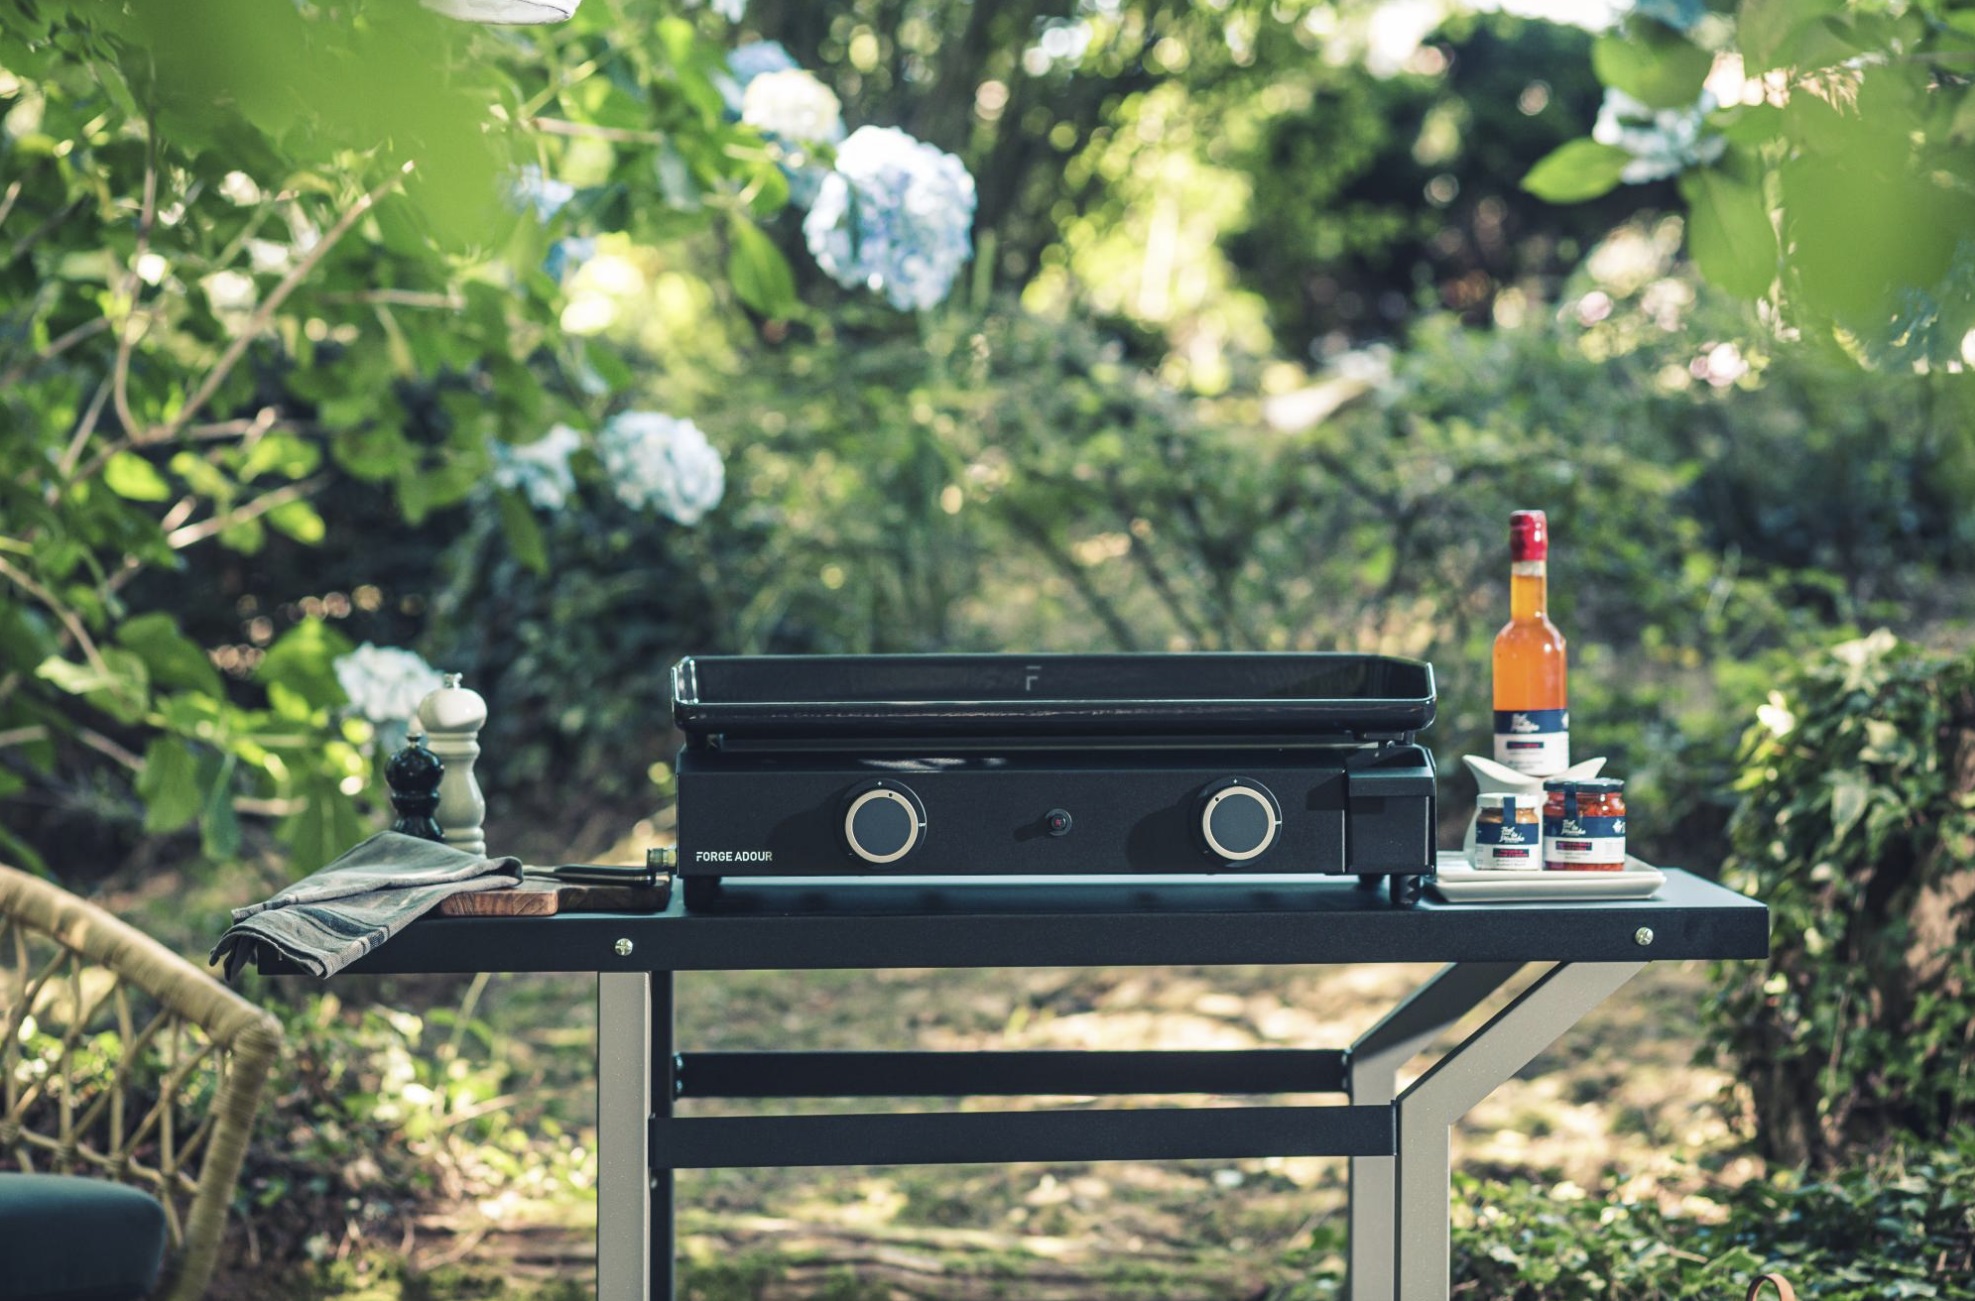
[1430,851,1664,904]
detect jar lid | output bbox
[1542,777,1625,793]
[1476,793,1538,809]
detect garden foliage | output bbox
[427,255,1975,864]
[5,2,1975,1291]
[1709,631,1975,1170]
[1441,1135,1975,1300]
[1527,0,1975,368]
[0,0,939,876]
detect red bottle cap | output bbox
[1510,510,1548,561]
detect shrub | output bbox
[1447,1133,1975,1299]
[1707,631,1975,1168]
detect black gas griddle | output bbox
[670,652,1440,909]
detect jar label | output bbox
[1475,841,1540,869]
[1475,818,1538,848]
[1493,708,1569,775]
[1543,814,1625,865]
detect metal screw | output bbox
[614,937,634,957]
[1633,927,1655,947]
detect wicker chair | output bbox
[0,864,281,1300]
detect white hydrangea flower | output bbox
[803,126,977,312]
[334,644,446,726]
[491,423,583,511]
[742,69,845,144]
[596,412,726,525]
[718,40,800,116]
[422,0,579,24]
[1592,88,1725,184]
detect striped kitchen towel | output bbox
[211,831,520,978]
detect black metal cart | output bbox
[266,856,1767,1301]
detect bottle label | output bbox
[1543,814,1626,865]
[1493,708,1570,776]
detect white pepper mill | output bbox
[416,673,488,857]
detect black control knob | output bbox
[842,781,927,865]
[1198,778,1281,864]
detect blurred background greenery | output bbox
[4,0,1975,1295]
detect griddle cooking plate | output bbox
[670,653,1434,742]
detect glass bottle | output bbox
[1492,509,1568,775]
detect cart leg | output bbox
[598,972,653,1300]
[1391,961,1644,1301]
[653,973,676,1301]
[1345,963,1523,1301]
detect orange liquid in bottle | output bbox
[1492,511,1568,775]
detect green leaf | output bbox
[199,751,242,861]
[219,515,266,554]
[36,656,115,696]
[496,487,548,575]
[136,736,202,833]
[266,498,326,544]
[264,680,318,722]
[256,619,355,711]
[1717,104,1785,149]
[36,650,149,723]
[1829,771,1870,842]
[582,346,633,395]
[117,612,222,695]
[168,451,236,501]
[1593,25,1712,111]
[103,451,171,502]
[1680,166,1777,299]
[277,776,371,875]
[1738,0,1844,74]
[728,216,798,318]
[332,423,414,482]
[1521,141,1635,204]
[238,431,322,482]
[0,820,49,875]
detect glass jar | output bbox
[1542,778,1627,871]
[1471,793,1542,870]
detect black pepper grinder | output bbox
[386,727,446,843]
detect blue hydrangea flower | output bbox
[718,40,800,116]
[491,423,583,510]
[803,126,977,312]
[596,412,726,525]
[544,236,597,284]
[1629,0,1705,31]
[1593,88,1725,184]
[334,644,446,727]
[507,165,574,222]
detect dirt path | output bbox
[319,959,1740,1299]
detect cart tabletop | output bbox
[255,864,1766,976]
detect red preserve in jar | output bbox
[1541,778,1627,872]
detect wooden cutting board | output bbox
[438,879,670,917]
